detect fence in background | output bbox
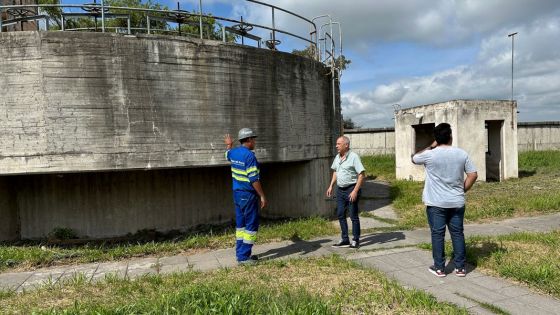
[345,121,560,155]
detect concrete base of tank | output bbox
[0,158,334,240]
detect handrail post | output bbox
[0,9,3,33]
[101,0,105,32]
[127,16,130,34]
[146,16,150,34]
[271,7,275,47]
[35,3,39,31]
[198,0,203,39]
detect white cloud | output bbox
[227,1,560,127]
[342,13,560,127]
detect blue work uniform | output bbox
[226,146,260,262]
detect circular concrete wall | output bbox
[0,31,340,240]
[0,31,339,175]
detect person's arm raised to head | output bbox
[412,140,438,164]
[224,134,234,150]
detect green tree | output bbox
[38,0,63,29]
[38,0,235,41]
[343,117,360,129]
[292,45,351,70]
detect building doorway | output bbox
[412,123,435,153]
[485,120,504,181]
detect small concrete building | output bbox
[395,100,518,182]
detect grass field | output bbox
[367,151,560,228]
[0,255,467,314]
[0,217,336,272]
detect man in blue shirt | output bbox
[224,128,267,264]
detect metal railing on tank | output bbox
[0,0,341,67]
[0,0,343,122]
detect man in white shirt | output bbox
[412,123,478,277]
[326,136,366,249]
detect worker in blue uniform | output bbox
[224,128,267,264]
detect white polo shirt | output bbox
[331,151,365,188]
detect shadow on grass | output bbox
[459,240,507,275]
[518,170,537,178]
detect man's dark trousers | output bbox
[336,184,361,243]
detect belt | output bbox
[337,183,356,190]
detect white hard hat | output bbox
[238,128,257,141]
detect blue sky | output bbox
[62,0,560,127]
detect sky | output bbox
[66,0,560,127]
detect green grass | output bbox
[466,231,560,298]
[455,293,511,315]
[518,150,560,172]
[0,255,467,314]
[421,231,560,298]
[363,151,560,228]
[0,217,336,272]
[362,154,396,181]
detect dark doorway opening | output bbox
[412,123,435,153]
[485,120,503,182]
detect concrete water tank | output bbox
[0,31,341,240]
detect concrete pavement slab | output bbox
[495,285,531,298]
[357,216,393,229]
[372,204,399,220]
[56,263,99,281]
[356,256,400,273]
[0,271,33,291]
[388,269,437,289]
[514,293,560,314]
[384,250,431,268]
[18,266,69,291]
[468,274,517,291]
[493,298,557,315]
[214,253,237,268]
[125,257,158,278]
[423,287,479,309]
[91,261,128,281]
[158,255,190,274]
[444,280,509,304]
[464,305,497,315]
[188,252,221,272]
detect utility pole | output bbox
[508,32,518,101]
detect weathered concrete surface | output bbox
[518,121,560,151]
[8,158,332,239]
[395,100,518,181]
[0,31,338,174]
[346,121,560,156]
[0,31,340,240]
[344,128,395,156]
